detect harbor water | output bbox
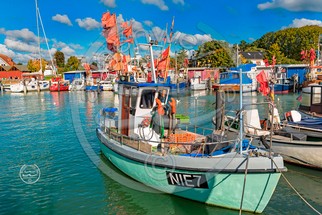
[0,90,321,215]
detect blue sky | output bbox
[1,0,322,64]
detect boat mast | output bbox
[148,35,157,83]
[35,0,42,73]
[35,0,57,75]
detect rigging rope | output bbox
[270,158,321,215]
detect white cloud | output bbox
[141,0,169,11]
[4,38,38,53]
[172,0,184,5]
[285,18,322,28]
[172,32,212,49]
[144,20,153,27]
[61,46,75,56]
[5,28,38,42]
[0,44,15,58]
[100,0,116,8]
[76,18,100,30]
[258,0,322,12]
[52,14,72,26]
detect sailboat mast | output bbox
[35,0,42,72]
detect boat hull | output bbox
[274,84,292,94]
[85,85,103,91]
[270,137,322,169]
[212,84,256,93]
[50,85,69,91]
[97,128,282,213]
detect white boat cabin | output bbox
[117,82,173,146]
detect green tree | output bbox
[54,50,65,68]
[65,56,80,71]
[239,40,249,52]
[27,59,47,72]
[176,49,188,69]
[195,40,234,67]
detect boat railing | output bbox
[100,124,239,156]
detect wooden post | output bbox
[0,82,3,95]
[23,79,27,95]
[97,82,101,94]
[58,81,60,92]
[215,89,225,131]
[37,79,40,93]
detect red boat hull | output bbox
[50,84,69,92]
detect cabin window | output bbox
[157,89,168,104]
[140,89,156,109]
[232,73,239,79]
[131,88,138,108]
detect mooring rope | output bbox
[270,158,321,215]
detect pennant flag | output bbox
[169,17,175,42]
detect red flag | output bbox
[101,13,116,28]
[161,46,170,59]
[83,63,91,72]
[123,25,132,38]
[263,59,269,67]
[123,38,134,44]
[157,46,170,71]
[103,26,120,52]
[121,22,128,28]
[184,58,189,67]
[256,70,270,96]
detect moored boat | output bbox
[212,64,257,92]
[10,78,50,93]
[225,108,322,169]
[49,77,69,92]
[96,77,285,213]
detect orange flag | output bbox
[157,46,170,71]
[101,13,116,28]
[123,25,132,38]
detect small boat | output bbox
[100,80,114,91]
[274,70,293,94]
[69,78,85,91]
[225,108,322,169]
[49,78,69,92]
[10,78,50,93]
[212,64,257,92]
[298,85,322,118]
[96,78,285,213]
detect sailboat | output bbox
[96,15,285,212]
[10,0,54,93]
